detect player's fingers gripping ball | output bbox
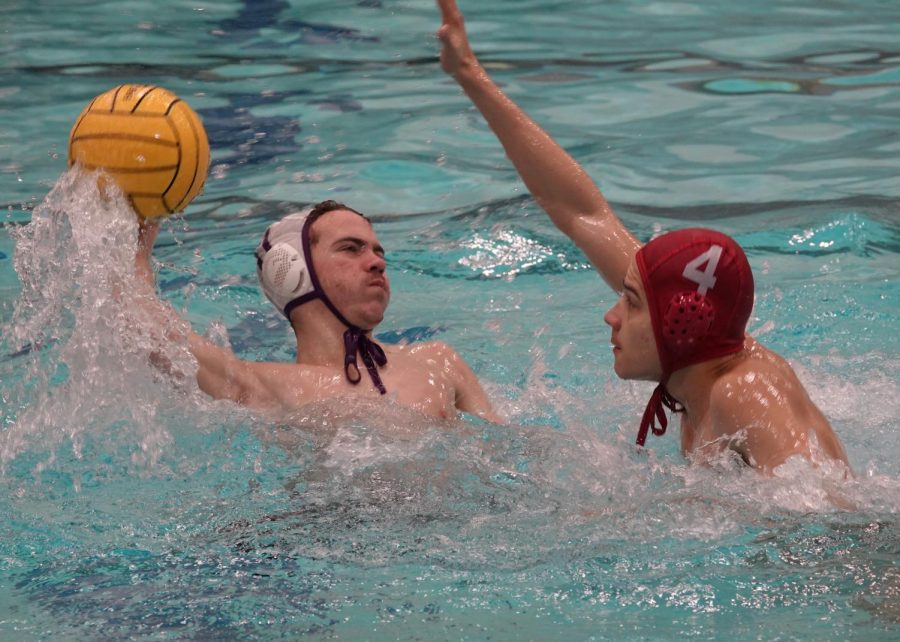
[68,84,210,219]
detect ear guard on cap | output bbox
[259,242,314,305]
[661,291,715,357]
[254,209,316,317]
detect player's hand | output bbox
[436,0,477,78]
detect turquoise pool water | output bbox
[2,0,899,639]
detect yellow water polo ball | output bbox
[68,84,211,219]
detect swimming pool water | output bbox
[1,0,899,640]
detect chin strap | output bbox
[342,328,387,395]
[636,383,684,446]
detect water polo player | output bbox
[134,200,500,423]
[436,0,849,472]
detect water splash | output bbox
[0,168,195,474]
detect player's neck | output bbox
[666,352,743,416]
[290,302,372,367]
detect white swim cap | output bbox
[254,208,316,318]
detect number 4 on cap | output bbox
[682,245,723,295]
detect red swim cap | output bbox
[634,228,754,445]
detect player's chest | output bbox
[296,359,456,417]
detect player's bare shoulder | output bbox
[709,338,803,421]
[385,340,478,391]
[386,340,463,373]
[740,336,812,396]
[743,335,793,369]
[391,340,498,422]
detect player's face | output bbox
[310,209,390,330]
[603,258,662,381]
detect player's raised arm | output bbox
[436,0,640,289]
[134,222,278,411]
